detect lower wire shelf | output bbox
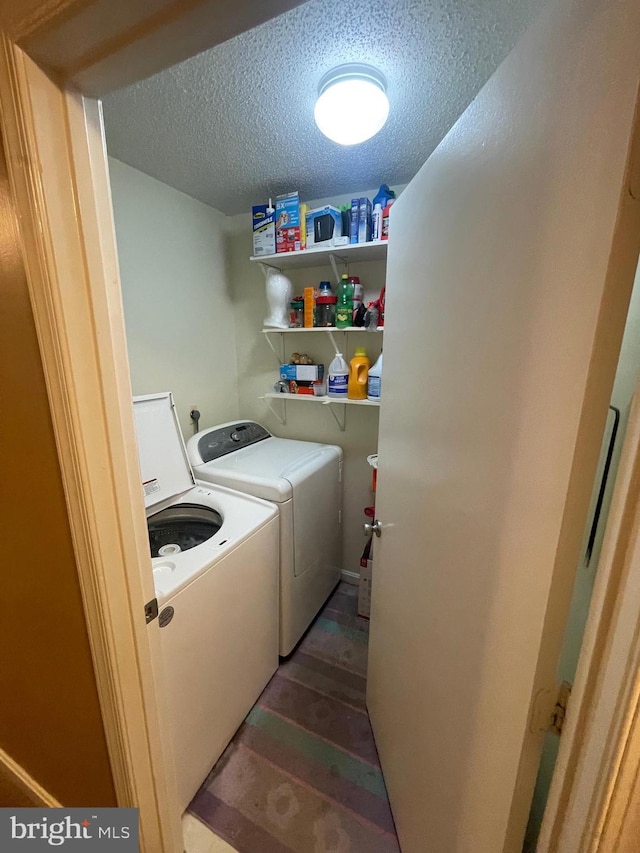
[259,391,380,430]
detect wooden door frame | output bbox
[539,379,640,851]
[0,1,639,851]
[0,39,182,851]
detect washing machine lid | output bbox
[133,392,195,509]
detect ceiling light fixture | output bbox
[314,63,389,146]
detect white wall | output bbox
[109,158,239,437]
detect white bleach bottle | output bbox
[328,353,349,398]
[367,351,383,401]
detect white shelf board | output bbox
[250,241,387,269]
[262,392,380,408]
[261,327,383,334]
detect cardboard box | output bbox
[358,197,372,244]
[303,286,315,328]
[252,204,276,256]
[280,364,325,382]
[300,203,308,250]
[284,380,326,396]
[350,198,359,244]
[306,205,343,248]
[276,191,304,253]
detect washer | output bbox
[133,394,279,811]
[187,421,343,656]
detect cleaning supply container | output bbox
[348,348,370,400]
[328,353,349,398]
[367,351,383,401]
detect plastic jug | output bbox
[348,348,370,400]
[327,353,349,398]
[367,351,383,401]
[373,184,395,210]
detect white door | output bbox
[367,1,640,851]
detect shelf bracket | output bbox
[259,394,287,426]
[323,399,346,431]
[328,253,342,286]
[327,329,341,355]
[259,260,281,275]
[262,330,284,365]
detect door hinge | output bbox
[144,598,159,624]
[550,681,572,736]
[529,680,572,735]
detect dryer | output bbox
[133,394,279,811]
[187,421,343,655]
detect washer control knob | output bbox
[231,432,241,442]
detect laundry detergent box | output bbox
[276,191,306,253]
[280,363,325,382]
[252,203,276,256]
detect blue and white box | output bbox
[350,198,359,244]
[358,197,372,243]
[280,363,325,382]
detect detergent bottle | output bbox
[372,185,395,240]
[367,351,383,402]
[348,347,371,400]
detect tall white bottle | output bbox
[367,351,383,401]
[327,353,349,398]
[372,203,383,241]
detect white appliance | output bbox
[133,394,279,811]
[187,421,343,655]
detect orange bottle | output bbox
[348,347,371,400]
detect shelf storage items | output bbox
[261,326,383,363]
[252,242,385,430]
[260,328,383,430]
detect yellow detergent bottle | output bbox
[348,347,371,400]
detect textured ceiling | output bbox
[103,0,546,215]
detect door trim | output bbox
[0,748,62,808]
[0,38,181,850]
[540,385,640,851]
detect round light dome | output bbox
[314,64,389,146]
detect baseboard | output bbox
[0,747,61,807]
[341,569,360,585]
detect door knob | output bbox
[363,519,382,538]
